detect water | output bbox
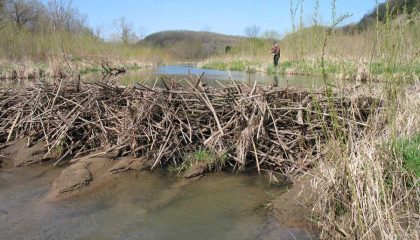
[0,65,323,90]
[102,65,323,89]
[0,166,316,240]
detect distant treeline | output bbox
[140,30,245,60]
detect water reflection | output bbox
[1,65,323,90]
[273,75,279,87]
[91,65,323,89]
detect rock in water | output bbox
[183,162,208,178]
[1,139,55,167]
[109,157,149,174]
[48,163,92,198]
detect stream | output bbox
[0,166,316,240]
[94,65,323,89]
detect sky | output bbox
[44,0,386,38]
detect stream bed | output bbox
[0,166,316,240]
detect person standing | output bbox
[270,41,281,67]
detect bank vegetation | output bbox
[200,0,420,82]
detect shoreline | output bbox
[2,57,419,84]
[0,142,319,236]
[0,60,156,81]
[198,58,420,82]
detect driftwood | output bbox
[0,77,379,174]
[101,61,126,79]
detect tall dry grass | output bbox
[309,1,420,239]
[312,81,419,239]
[0,22,174,78]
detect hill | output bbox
[356,0,419,29]
[140,30,244,59]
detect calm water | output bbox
[0,65,323,90]
[0,166,316,240]
[101,65,323,89]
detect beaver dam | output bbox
[0,76,379,176]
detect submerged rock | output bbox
[48,156,114,200]
[109,157,150,174]
[183,162,208,178]
[49,162,92,198]
[1,139,55,168]
[148,175,202,211]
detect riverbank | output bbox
[198,58,420,82]
[0,58,158,81]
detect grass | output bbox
[0,22,174,79]
[395,133,420,178]
[201,60,259,72]
[0,1,418,239]
[169,148,227,173]
[282,1,420,239]
[312,81,420,239]
[200,55,419,82]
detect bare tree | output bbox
[46,0,86,33]
[4,0,44,29]
[244,25,261,38]
[113,16,138,44]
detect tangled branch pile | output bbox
[0,77,378,174]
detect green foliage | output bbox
[370,61,420,75]
[170,147,226,173]
[395,133,420,178]
[79,66,101,75]
[201,60,259,72]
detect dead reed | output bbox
[313,81,420,239]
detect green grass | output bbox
[79,66,101,75]
[169,147,226,173]
[370,61,420,75]
[202,57,419,80]
[201,60,259,72]
[395,133,420,178]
